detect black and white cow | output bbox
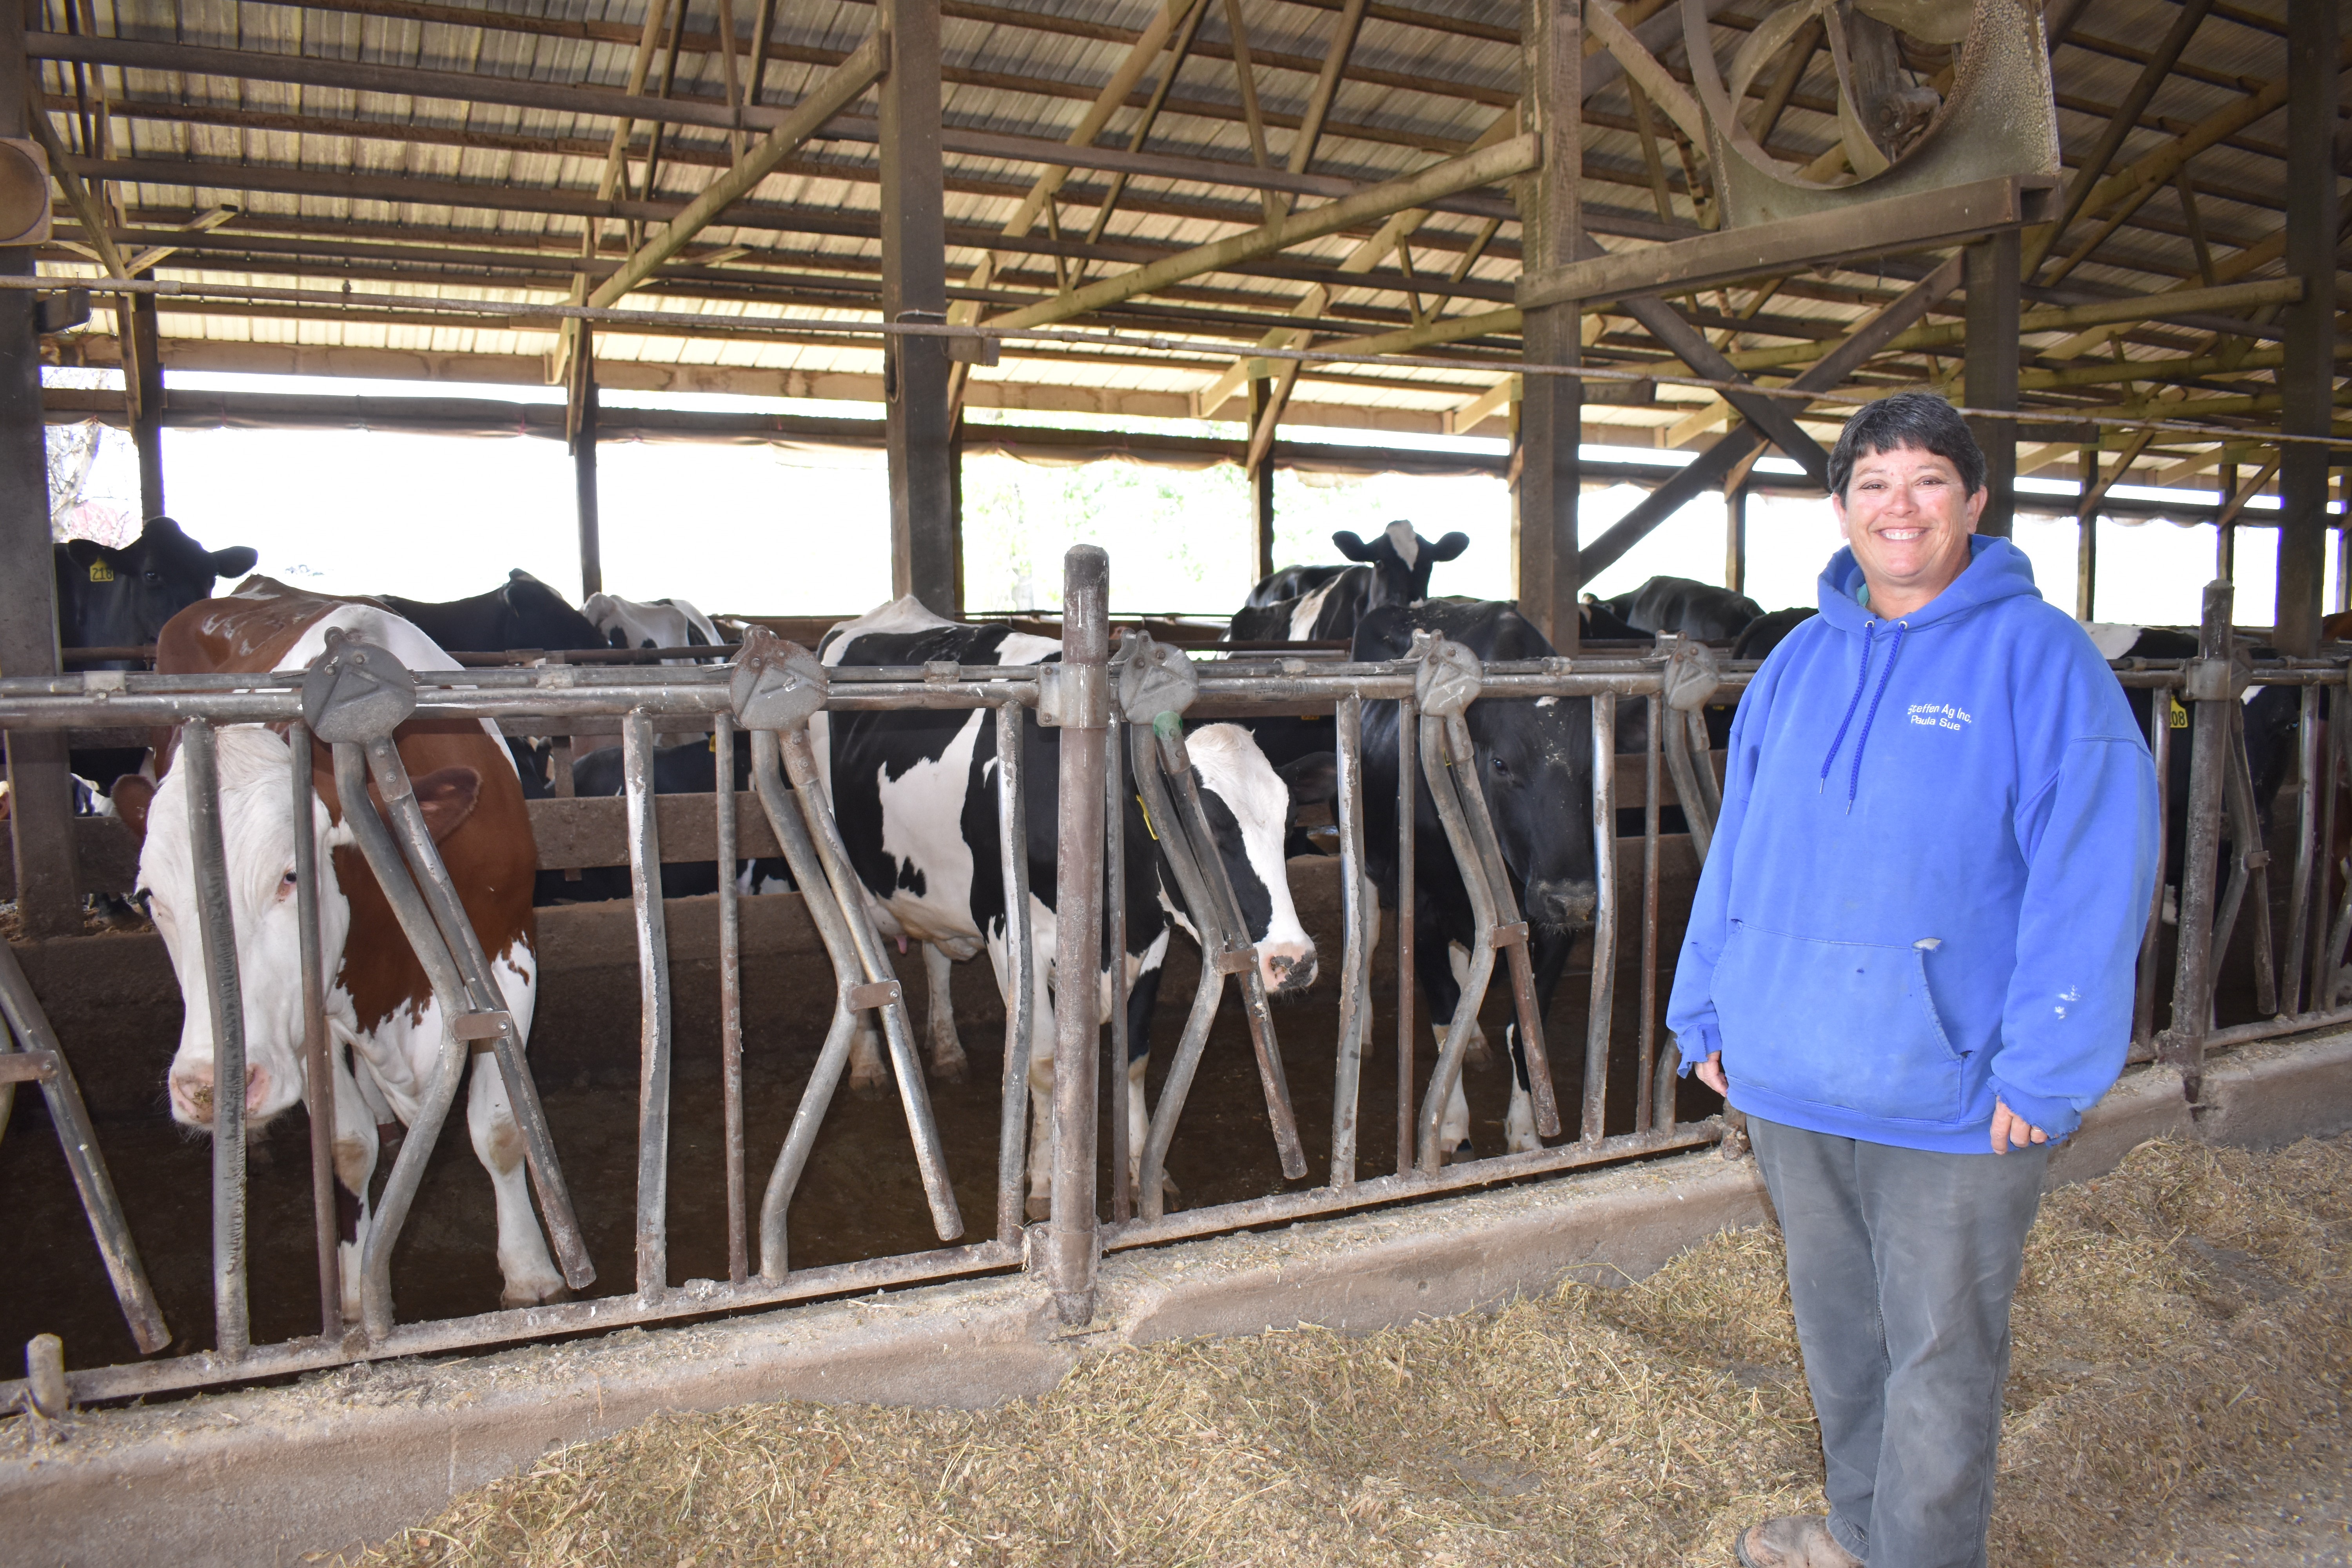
[1229,521,1471,644]
[379,570,606,656]
[1354,599,1601,1158]
[816,597,1327,1216]
[584,593,725,665]
[53,515,259,793]
[1595,575,1764,642]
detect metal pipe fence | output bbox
[1,563,2346,1407]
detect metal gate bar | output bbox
[994,698,1034,1243]
[1328,693,1372,1187]
[714,713,748,1286]
[180,720,251,1356]
[287,724,342,1339]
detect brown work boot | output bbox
[1733,1514,1864,1568]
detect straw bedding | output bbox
[356,1134,2349,1567]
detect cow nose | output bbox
[1263,946,1319,995]
[169,1063,265,1127]
[1526,878,1597,929]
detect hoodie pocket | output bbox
[1710,920,1965,1123]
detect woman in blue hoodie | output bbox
[1666,393,2159,1568]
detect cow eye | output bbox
[279,869,299,897]
[1489,754,1510,777]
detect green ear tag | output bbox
[87,560,114,583]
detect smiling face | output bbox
[1831,442,1987,619]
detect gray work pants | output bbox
[1748,1116,2049,1568]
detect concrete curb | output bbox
[4,1031,2347,1566]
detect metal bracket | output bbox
[2183,655,2250,704]
[302,631,417,744]
[1037,662,1108,729]
[1414,635,1483,719]
[846,979,903,1010]
[922,659,960,684]
[1211,946,1260,976]
[1487,920,1530,950]
[449,1012,512,1042]
[730,628,829,731]
[1657,635,1724,713]
[1116,633,1200,724]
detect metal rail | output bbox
[7,564,2344,1410]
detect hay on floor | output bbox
[353,1134,2350,1567]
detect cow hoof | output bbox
[1446,1138,1475,1165]
[500,1280,571,1310]
[1025,1193,1051,1223]
[1463,1031,1495,1069]
[848,1067,890,1098]
[932,1054,970,1085]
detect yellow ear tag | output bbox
[2167,695,2189,730]
[87,560,114,583]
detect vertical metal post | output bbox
[1636,691,1664,1131]
[624,710,673,1294]
[289,724,342,1337]
[2312,668,2345,1000]
[1045,547,1107,1325]
[2131,684,2172,1056]
[181,721,250,1356]
[1394,695,1418,1177]
[572,319,602,599]
[993,699,1034,1244]
[1246,376,1277,585]
[1103,712,1130,1223]
[1582,690,1617,1143]
[879,0,956,615]
[1964,232,2021,539]
[0,0,79,942]
[2282,685,2321,1016]
[2161,584,2233,1098]
[714,713,748,1285]
[125,276,165,519]
[2273,0,2338,655]
[1723,484,1746,597]
[1516,0,1582,650]
[1330,693,1370,1185]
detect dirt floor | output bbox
[336,1134,2351,1568]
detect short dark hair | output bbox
[1827,392,1987,501]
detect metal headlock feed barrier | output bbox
[2,554,2348,1406]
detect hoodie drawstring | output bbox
[1818,619,1908,812]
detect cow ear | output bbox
[410,767,483,842]
[65,539,113,568]
[209,545,259,576]
[1277,751,1338,808]
[112,776,156,845]
[1331,530,1372,562]
[1429,531,1471,562]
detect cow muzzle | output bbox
[1261,944,1319,997]
[169,1061,270,1129]
[1525,878,1599,931]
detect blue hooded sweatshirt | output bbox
[1664,536,2159,1152]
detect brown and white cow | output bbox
[113,580,564,1317]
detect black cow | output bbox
[1596,575,1764,641]
[534,737,791,906]
[1229,521,1470,643]
[1731,606,1817,660]
[53,515,258,792]
[817,596,1329,1215]
[379,569,606,655]
[1354,599,1600,1160]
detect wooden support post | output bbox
[2337,469,2350,615]
[1964,231,2021,538]
[123,273,165,518]
[0,0,82,938]
[1245,375,1276,585]
[570,319,602,599]
[2274,0,2337,655]
[880,0,956,617]
[2217,460,2238,583]
[1724,482,1746,597]
[2076,445,2099,619]
[1517,0,1582,651]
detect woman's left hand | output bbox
[1990,1100,2049,1154]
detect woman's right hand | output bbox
[1696,1051,1726,1095]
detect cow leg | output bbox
[1122,935,1172,1206]
[1021,906,1060,1223]
[923,940,968,1082]
[329,1034,379,1325]
[1414,902,1475,1161]
[465,1054,566,1308]
[1444,942,1495,1067]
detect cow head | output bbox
[1333,521,1471,612]
[115,726,479,1132]
[62,516,259,654]
[1175,724,1325,996]
[500,570,605,653]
